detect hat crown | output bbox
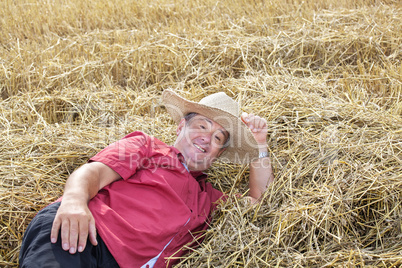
[198,92,239,116]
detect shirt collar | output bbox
[170,146,206,180]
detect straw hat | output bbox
[162,89,259,164]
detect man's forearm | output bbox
[62,163,103,204]
[248,145,274,201]
[62,162,120,203]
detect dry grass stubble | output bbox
[0,0,401,267]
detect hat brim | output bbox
[162,90,259,164]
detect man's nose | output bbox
[200,132,211,143]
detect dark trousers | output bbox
[19,202,120,268]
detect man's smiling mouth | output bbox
[193,143,206,153]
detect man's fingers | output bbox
[60,219,70,251]
[241,112,254,126]
[255,117,267,130]
[248,114,259,131]
[249,115,266,132]
[88,218,98,247]
[50,218,61,244]
[241,112,248,123]
[69,220,79,254]
[77,219,89,253]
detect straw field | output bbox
[1,0,401,267]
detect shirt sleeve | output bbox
[88,131,149,180]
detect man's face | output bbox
[174,114,229,171]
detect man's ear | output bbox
[217,148,226,157]
[176,118,186,136]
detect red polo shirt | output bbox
[87,131,223,267]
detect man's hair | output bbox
[184,112,199,123]
[184,112,230,149]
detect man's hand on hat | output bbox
[241,112,268,145]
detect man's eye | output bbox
[215,136,221,142]
[200,125,206,129]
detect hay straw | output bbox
[1,0,401,267]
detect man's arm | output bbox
[241,112,274,203]
[248,145,274,202]
[50,161,121,254]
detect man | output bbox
[19,89,274,267]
